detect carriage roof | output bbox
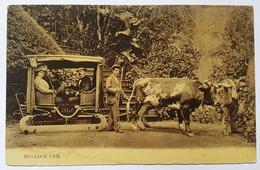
[26,55,104,68]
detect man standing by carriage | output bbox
[105,64,129,133]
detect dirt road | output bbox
[6,120,255,149]
[5,120,256,165]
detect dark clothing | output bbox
[218,78,239,134]
[71,75,91,92]
[221,98,239,133]
[78,76,92,92]
[56,88,76,105]
[68,75,92,104]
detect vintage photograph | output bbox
[5,5,256,165]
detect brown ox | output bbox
[127,78,214,136]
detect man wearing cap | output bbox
[68,68,92,104]
[106,64,129,133]
[75,68,92,92]
[217,75,239,135]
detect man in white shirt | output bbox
[217,72,239,135]
[105,64,129,133]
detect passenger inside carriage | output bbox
[34,64,54,94]
[47,68,94,105]
[67,68,92,104]
[36,65,95,106]
[34,64,63,105]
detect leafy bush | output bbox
[133,6,200,79]
[6,6,65,115]
[236,76,256,142]
[24,5,200,80]
[211,7,254,80]
[210,7,255,142]
[7,6,64,73]
[192,105,220,124]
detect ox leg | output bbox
[136,103,150,130]
[183,107,194,137]
[177,106,194,137]
[182,108,191,132]
[177,110,185,130]
[177,110,183,125]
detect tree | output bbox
[131,6,200,78]
[23,5,199,79]
[211,7,254,80]
[6,5,64,115]
[210,7,255,142]
[7,5,64,73]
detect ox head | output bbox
[199,79,237,107]
[198,80,219,106]
[213,79,237,107]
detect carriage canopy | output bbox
[26,55,105,113]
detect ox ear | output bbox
[212,83,218,88]
[198,83,210,92]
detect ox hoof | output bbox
[144,124,150,128]
[131,124,139,132]
[186,132,194,137]
[178,124,185,131]
[137,121,145,130]
[139,127,145,131]
[138,125,145,131]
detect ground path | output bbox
[6,120,255,149]
[6,120,255,164]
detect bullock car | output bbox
[17,55,109,134]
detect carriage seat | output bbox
[35,86,55,106]
[80,88,96,106]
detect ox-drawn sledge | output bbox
[17,55,109,134]
[15,55,216,136]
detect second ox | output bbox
[127,78,215,136]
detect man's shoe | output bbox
[115,129,125,133]
[231,129,241,133]
[222,132,230,136]
[104,127,114,131]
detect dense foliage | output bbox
[23,5,140,66]
[7,6,64,114]
[23,5,201,80]
[209,7,255,142]
[7,6,64,74]
[211,7,254,80]
[134,6,200,79]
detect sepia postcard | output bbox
[4,3,257,167]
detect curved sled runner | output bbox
[19,114,108,134]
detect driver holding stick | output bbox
[105,64,129,133]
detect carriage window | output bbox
[46,68,95,105]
